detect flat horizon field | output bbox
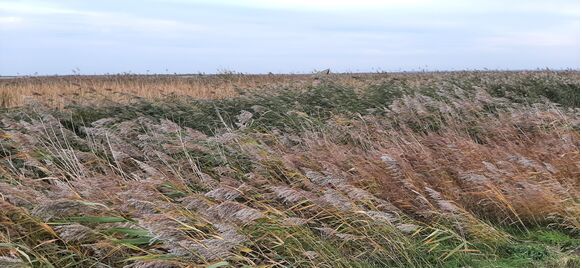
[0,71,578,267]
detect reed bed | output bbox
[0,71,578,267]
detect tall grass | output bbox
[0,72,369,109]
[0,71,578,267]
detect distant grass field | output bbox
[0,71,578,267]
[0,72,368,108]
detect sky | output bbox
[0,0,579,75]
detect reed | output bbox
[0,70,578,267]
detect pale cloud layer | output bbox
[0,0,578,75]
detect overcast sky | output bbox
[0,0,579,75]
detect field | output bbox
[0,71,579,267]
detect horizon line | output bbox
[1,68,579,78]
